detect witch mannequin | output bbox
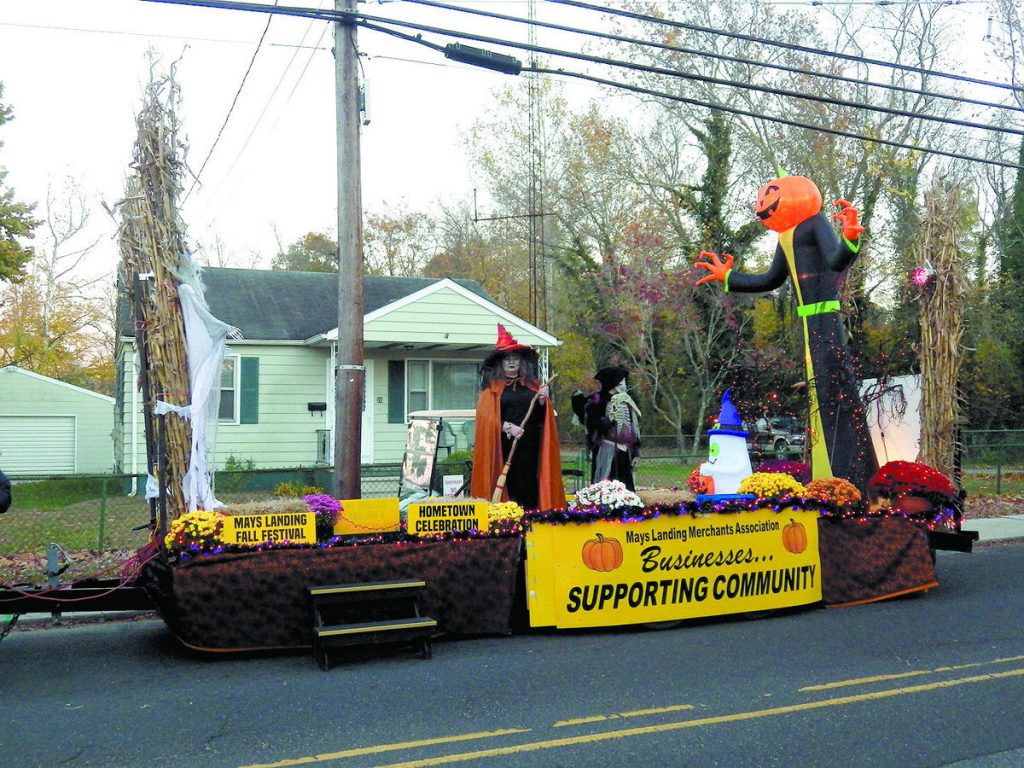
[471,325,565,511]
[572,366,641,490]
[694,174,878,493]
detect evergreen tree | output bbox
[0,84,37,281]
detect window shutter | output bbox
[240,357,259,424]
[388,361,404,423]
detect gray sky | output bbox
[0,0,569,277]
[0,1,1006,282]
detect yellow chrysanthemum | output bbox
[738,472,805,500]
[487,501,525,530]
[164,509,226,556]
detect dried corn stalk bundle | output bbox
[914,181,967,484]
[116,64,193,524]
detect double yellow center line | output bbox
[241,659,1024,768]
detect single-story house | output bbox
[115,268,559,475]
[0,366,115,477]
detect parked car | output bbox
[747,415,806,458]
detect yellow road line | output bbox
[237,729,530,768]
[554,704,695,727]
[355,667,1024,768]
[801,653,1024,691]
[800,670,933,690]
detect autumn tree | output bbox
[271,231,337,272]
[615,0,970,329]
[364,203,435,276]
[0,83,37,281]
[548,110,758,446]
[0,178,112,391]
[970,0,1024,428]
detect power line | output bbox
[148,0,1024,97]
[312,5,1024,138]
[149,0,1024,138]
[184,1,280,202]
[144,0,1021,168]
[529,65,1019,169]
[767,1,988,5]
[198,18,332,234]
[0,20,254,45]
[397,0,1024,116]
[370,17,1020,169]
[546,0,1024,94]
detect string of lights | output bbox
[396,0,1024,116]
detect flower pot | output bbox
[894,495,934,515]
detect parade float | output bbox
[123,117,976,653]
[0,74,977,659]
[136,387,964,650]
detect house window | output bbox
[396,359,478,420]
[219,355,239,423]
[407,360,429,413]
[431,361,478,410]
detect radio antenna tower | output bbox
[527,0,547,329]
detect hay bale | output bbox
[637,488,694,506]
[220,498,309,516]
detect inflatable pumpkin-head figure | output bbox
[755,175,822,233]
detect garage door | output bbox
[0,415,76,475]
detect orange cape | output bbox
[471,379,565,510]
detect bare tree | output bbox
[364,202,436,276]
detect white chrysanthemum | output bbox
[572,479,642,509]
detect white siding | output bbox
[117,342,334,471]
[0,367,114,476]
[0,415,76,474]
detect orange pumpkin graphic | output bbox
[755,175,822,233]
[581,533,623,572]
[782,519,808,554]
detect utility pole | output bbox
[334,0,365,500]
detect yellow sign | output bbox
[407,501,488,536]
[525,508,822,628]
[222,511,316,545]
[335,497,401,535]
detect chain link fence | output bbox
[2,430,1022,586]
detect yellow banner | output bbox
[407,501,488,536]
[525,508,822,628]
[222,511,316,545]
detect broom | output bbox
[491,375,557,503]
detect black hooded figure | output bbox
[0,468,10,514]
[571,365,641,490]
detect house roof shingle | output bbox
[119,268,494,341]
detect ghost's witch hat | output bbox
[707,389,748,438]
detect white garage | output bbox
[0,414,77,474]
[0,367,113,477]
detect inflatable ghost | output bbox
[699,389,753,495]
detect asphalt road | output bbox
[3,543,1024,768]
